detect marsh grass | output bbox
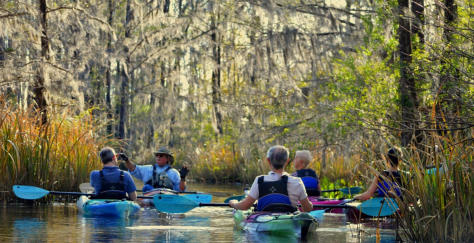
[396,136,473,242]
[0,99,105,202]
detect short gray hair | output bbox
[99,147,115,163]
[266,145,289,170]
[295,150,312,165]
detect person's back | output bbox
[229,145,314,213]
[91,147,137,200]
[354,148,402,201]
[292,150,321,197]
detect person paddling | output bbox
[354,148,403,201]
[90,147,137,201]
[120,146,188,192]
[291,150,321,197]
[229,145,313,212]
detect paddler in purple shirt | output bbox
[90,147,137,201]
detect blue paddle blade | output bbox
[183,194,212,203]
[224,195,245,203]
[153,194,199,213]
[309,210,325,221]
[358,197,398,217]
[13,185,50,200]
[339,187,362,195]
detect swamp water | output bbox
[0,183,399,242]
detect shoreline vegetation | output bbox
[1,99,472,241]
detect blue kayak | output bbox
[77,196,140,217]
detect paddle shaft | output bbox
[48,190,153,199]
[199,203,229,207]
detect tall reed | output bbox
[397,136,473,242]
[0,99,105,202]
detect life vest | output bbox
[93,170,127,199]
[145,165,174,189]
[296,169,320,197]
[256,175,297,212]
[376,170,402,197]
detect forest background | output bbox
[0,0,472,241]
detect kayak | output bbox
[77,196,140,217]
[140,188,213,208]
[140,188,176,207]
[233,210,318,239]
[309,197,348,213]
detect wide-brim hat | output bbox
[154,146,174,164]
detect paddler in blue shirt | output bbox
[90,147,137,201]
[228,145,313,212]
[291,150,321,197]
[121,146,188,192]
[354,148,403,201]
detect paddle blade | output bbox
[224,195,245,203]
[153,194,199,213]
[79,183,94,193]
[13,185,50,200]
[183,194,212,203]
[358,197,398,217]
[339,187,362,195]
[309,210,325,221]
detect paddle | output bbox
[80,183,205,194]
[13,185,154,200]
[153,193,398,217]
[321,186,362,194]
[223,186,362,203]
[79,183,212,204]
[153,194,228,213]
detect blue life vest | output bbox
[145,165,174,190]
[296,169,320,196]
[256,175,297,212]
[93,170,127,199]
[376,170,402,197]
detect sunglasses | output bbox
[156,154,167,158]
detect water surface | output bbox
[0,183,399,242]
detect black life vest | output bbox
[93,170,127,199]
[145,165,174,189]
[296,169,320,197]
[256,175,296,212]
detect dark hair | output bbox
[266,145,289,170]
[99,147,115,163]
[387,148,400,167]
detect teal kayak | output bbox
[77,196,140,217]
[233,210,318,239]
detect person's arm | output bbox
[118,153,136,172]
[128,191,137,201]
[179,166,189,192]
[229,195,256,210]
[354,176,378,201]
[300,197,313,212]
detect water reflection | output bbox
[13,218,47,242]
[80,216,137,242]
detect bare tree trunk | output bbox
[412,0,424,44]
[105,0,114,135]
[118,0,132,140]
[211,15,223,137]
[398,0,418,147]
[33,0,49,124]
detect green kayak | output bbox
[233,210,318,239]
